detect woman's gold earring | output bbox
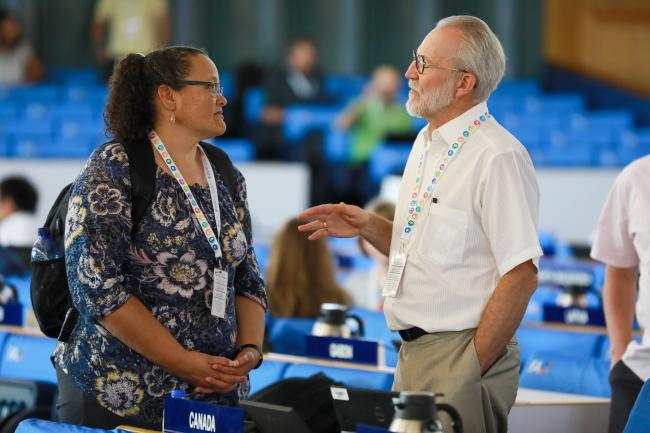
[170,110,176,124]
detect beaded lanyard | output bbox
[148,130,222,259]
[399,111,490,247]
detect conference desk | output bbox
[268,353,609,433]
[6,326,610,433]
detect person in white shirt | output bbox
[590,155,650,433]
[299,15,541,433]
[0,176,38,248]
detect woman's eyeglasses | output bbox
[176,80,224,97]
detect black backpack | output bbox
[248,373,342,433]
[30,140,237,341]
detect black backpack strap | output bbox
[199,141,237,199]
[122,140,157,233]
[122,140,236,229]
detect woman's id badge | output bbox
[211,268,228,318]
[383,251,407,297]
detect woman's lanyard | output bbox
[383,111,490,297]
[148,130,228,318]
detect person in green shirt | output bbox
[338,65,413,164]
[336,65,413,204]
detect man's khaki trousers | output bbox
[393,328,519,433]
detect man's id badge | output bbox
[383,251,407,297]
[211,268,228,318]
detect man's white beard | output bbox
[406,77,457,118]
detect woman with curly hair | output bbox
[54,46,267,429]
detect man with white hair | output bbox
[299,15,541,433]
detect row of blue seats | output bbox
[361,128,650,181]
[242,78,544,125]
[0,332,57,385]
[0,102,104,124]
[0,309,616,399]
[259,318,615,397]
[252,350,613,397]
[0,325,616,399]
[0,135,256,161]
[0,85,108,106]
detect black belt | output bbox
[398,326,430,342]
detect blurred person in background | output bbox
[92,0,171,82]
[261,38,326,138]
[257,37,329,160]
[591,155,650,433]
[0,9,44,84]
[54,46,266,429]
[258,37,334,204]
[0,176,38,275]
[266,217,350,318]
[0,176,38,249]
[342,199,395,310]
[336,66,413,205]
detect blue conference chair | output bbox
[243,86,265,124]
[0,335,58,384]
[4,119,53,137]
[348,307,400,367]
[5,276,31,307]
[536,131,593,166]
[323,74,367,103]
[323,128,351,162]
[55,117,103,142]
[11,86,59,105]
[12,134,53,158]
[524,93,585,114]
[283,105,340,143]
[266,318,316,356]
[16,419,117,433]
[571,110,634,136]
[515,327,605,368]
[618,129,650,166]
[367,143,411,183]
[492,80,540,98]
[248,360,289,395]
[0,137,12,157]
[36,137,93,159]
[623,380,650,433]
[62,84,108,105]
[0,103,17,123]
[520,351,610,397]
[283,363,394,391]
[206,138,255,162]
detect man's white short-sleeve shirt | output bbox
[384,102,543,332]
[591,155,650,380]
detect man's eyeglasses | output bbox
[176,80,224,97]
[412,50,468,75]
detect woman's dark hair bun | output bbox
[104,46,208,144]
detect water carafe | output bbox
[389,391,463,433]
[310,303,365,338]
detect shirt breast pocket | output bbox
[416,204,469,265]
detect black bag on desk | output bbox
[30,140,237,341]
[249,373,341,433]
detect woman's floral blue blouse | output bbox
[53,142,267,423]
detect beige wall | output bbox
[545,0,650,95]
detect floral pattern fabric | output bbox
[53,142,267,423]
